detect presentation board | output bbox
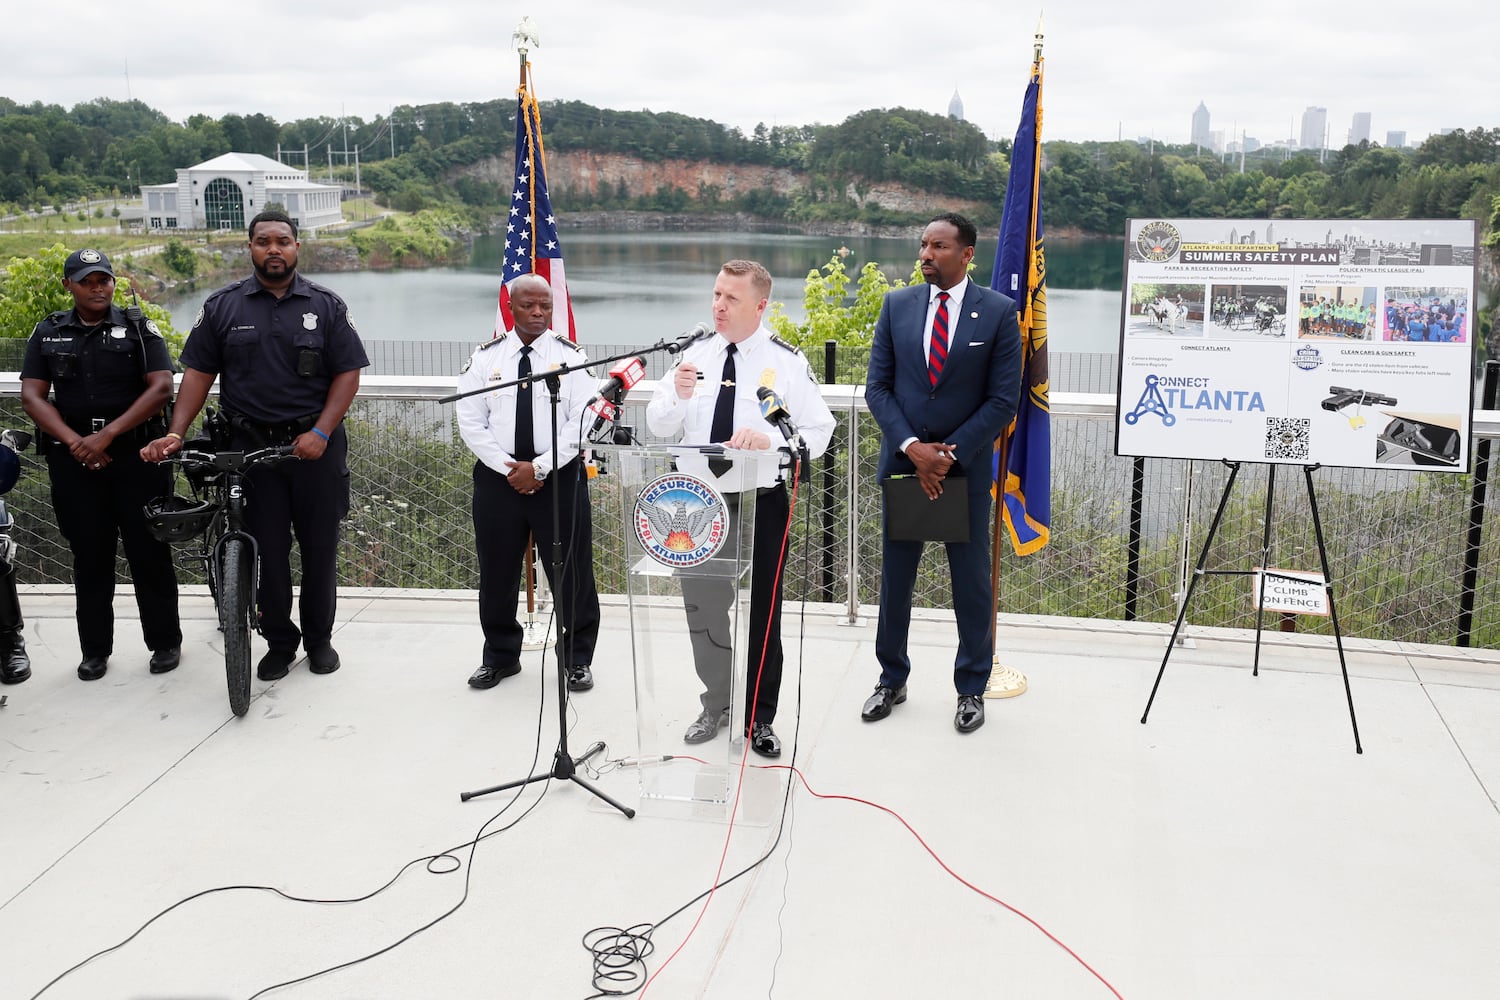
[1116,218,1477,472]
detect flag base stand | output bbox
[520,614,550,651]
[984,662,1028,699]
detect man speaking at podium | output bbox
[647,260,835,757]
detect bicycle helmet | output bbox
[144,495,216,543]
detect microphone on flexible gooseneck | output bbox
[664,322,713,355]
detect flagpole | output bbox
[512,16,549,650]
[986,18,1045,700]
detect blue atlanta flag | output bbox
[990,57,1051,556]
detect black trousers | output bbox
[473,459,600,670]
[239,425,350,653]
[680,482,790,727]
[46,442,181,657]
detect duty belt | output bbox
[61,414,150,440]
[226,413,320,446]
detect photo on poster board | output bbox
[1206,284,1290,339]
[1116,218,1477,473]
[1126,282,1204,339]
[1382,286,1470,343]
[1297,286,1378,341]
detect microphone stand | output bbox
[448,331,708,813]
[457,363,635,814]
[437,335,704,407]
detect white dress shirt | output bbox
[456,330,595,478]
[647,324,836,489]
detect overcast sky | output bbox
[3,1,1493,150]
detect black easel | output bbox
[1140,460,1363,753]
[441,329,710,813]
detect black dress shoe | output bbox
[77,655,109,681]
[861,684,907,722]
[257,649,296,682]
[683,707,729,744]
[467,662,521,689]
[149,646,181,674]
[0,644,30,685]
[955,694,986,733]
[748,722,781,758]
[307,644,341,675]
[566,664,594,691]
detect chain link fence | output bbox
[5,342,1500,648]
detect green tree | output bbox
[0,243,180,348]
[766,251,907,355]
[162,238,197,278]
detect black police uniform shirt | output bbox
[21,303,174,423]
[179,273,369,424]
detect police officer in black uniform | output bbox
[142,210,368,683]
[21,249,182,681]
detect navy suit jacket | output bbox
[865,281,1024,489]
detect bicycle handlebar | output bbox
[170,445,298,473]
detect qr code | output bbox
[1265,417,1310,460]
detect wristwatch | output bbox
[532,460,548,482]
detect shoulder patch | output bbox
[143,318,163,338]
[477,333,509,351]
[769,334,803,356]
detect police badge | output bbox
[303,313,319,331]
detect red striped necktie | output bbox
[929,290,950,387]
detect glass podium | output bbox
[593,443,784,819]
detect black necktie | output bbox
[514,345,535,461]
[708,344,736,476]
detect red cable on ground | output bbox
[639,456,802,998]
[774,763,1127,1000]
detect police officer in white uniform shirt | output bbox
[456,273,601,693]
[646,259,836,757]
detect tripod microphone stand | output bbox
[445,358,634,816]
[441,326,714,813]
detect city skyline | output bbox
[1188,101,1439,156]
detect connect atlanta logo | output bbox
[1124,374,1267,427]
[633,474,730,568]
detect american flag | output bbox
[497,81,576,340]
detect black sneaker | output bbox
[307,644,341,675]
[257,649,296,682]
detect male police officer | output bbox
[456,273,600,692]
[143,211,368,682]
[646,260,835,757]
[21,249,181,680]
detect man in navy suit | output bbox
[862,212,1023,733]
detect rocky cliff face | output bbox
[454,151,986,217]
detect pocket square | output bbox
[967,340,986,346]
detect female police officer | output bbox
[21,249,182,681]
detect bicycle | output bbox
[144,432,296,717]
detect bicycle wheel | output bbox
[221,538,254,717]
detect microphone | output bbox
[664,322,713,354]
[756,385,798,442]
[589,356,646,405]
[587,356,646,436]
